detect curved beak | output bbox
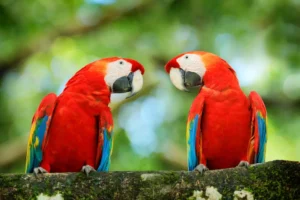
[112,72,134,93]
[179,69,202,89]
[169,68,202,91]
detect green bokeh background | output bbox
[0,0,299,173]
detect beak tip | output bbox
[183,87,190,92]
[126,92,136,99]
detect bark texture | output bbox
[0,160,299,200]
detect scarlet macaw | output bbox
[25,57,145,175]
[165,51,267,173]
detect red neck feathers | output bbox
[63,61,111,105]
[202,53,240,91]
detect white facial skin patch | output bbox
[105,59,143,100]
[104,59,132,88]
[169,53,206,91]
[170,68,186,91]
[131,70,143,94]
[176,53,206,79]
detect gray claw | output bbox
[194,164,209,174]
[33,167,48,176]
[238,161,250,168]
[81,165,96,176]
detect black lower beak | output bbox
[112,72,134,93]
[180,69,202,88]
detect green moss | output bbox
[0,161,299,199]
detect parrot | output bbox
[25,57,145,175]
[165,51,267,173]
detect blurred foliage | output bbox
[0,0,299,173]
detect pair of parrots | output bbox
[25,51,267,175]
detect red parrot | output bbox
[25,57,145,175]
[165,51,267,173]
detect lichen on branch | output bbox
[0,160,299,199]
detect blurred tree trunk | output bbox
[0,160,299,199]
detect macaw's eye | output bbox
[185,55,189,59]
[119,61,124,65]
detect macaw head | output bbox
[164,51,238,91]
[101,57,145,97]
[66,57,145,101]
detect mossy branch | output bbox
[0,160,299,200]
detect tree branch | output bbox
[0,160,299,199]
[0,0,154,78]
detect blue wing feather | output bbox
[256,113,267,163]
[26,116,49,173]
[97,128,113,172]
[25,93,57,173]
[249,91,267,164]
[187,114,199,171]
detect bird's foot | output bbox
[194,164,209,174]
[81,165,96,176]
[33,167,48,176]
[237,161,250,168]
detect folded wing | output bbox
[25,93,57,173]
[96,109,114,172]
[187,95,204,171]
[248,91,267,163]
